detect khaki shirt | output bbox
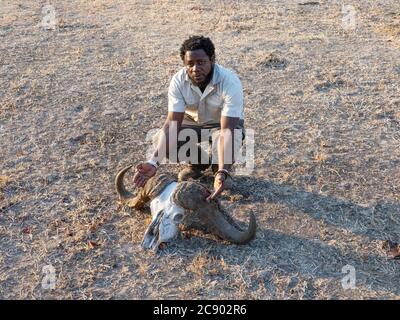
[167,64,244,124]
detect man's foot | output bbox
[178,164,209,182]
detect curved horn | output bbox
[115,165,134,201]
[211,210,257,244]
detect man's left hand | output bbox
[206,172,225,202]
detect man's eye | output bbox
[187,61,207,68]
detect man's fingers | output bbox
[133,172,148,188]
[206,174,226,202]
[133,172,144,185]
[136,177,143,188]
[207,183,224,202]
[213,183,224,197]
[139,176,149,188]
[206,191,219,202]
[134,164,145,175]
[141,176,149,187]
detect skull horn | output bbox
[115,165,134,201]
[212,210,257,244]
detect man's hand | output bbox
[133,163,157,188]
[206,172,226,202]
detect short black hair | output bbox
[179,36,215,61]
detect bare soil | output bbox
[1,0,399,299]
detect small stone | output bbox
[102,108,117,116]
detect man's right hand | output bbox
[133,162,157,188]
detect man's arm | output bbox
[133,111,184,188]
[217,115,239,171]
[150,111,185,164]
[207,115,239,201]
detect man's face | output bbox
[184,49,214,87]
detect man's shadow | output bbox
[174,174,400,296]
[225,175,399,242]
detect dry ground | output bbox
[0,0,399,299]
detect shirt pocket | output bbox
[206,93,223,109]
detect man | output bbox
[133,35,245,201]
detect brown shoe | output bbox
[178,164,209,182]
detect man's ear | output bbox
[210,54,215,64]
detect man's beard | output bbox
[196,66,213,88]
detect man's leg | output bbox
[150,115,209,180]
[177,115,218,181]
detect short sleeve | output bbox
[168,77,186,113]
[221,74,243,118]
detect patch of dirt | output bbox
[0,0,399,300]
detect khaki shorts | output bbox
[152,114,245,165]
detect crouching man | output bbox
[133,35,245,201]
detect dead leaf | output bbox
[0,176,10,188]
[87,240,98,249]
[314,153,327,162]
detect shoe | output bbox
[178,164,209,182]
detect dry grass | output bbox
[0,0,399,299]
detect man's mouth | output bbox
[193,74,203,81]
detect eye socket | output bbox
[187,60,208,68]
[173,213,184,223]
